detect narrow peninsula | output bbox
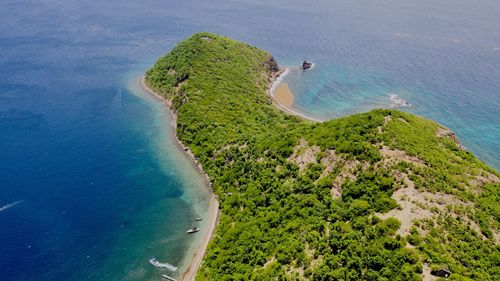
[144,33,499,280]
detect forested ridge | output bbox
[145,33,499,280]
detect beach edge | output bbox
[268,68,323,123]
[140,64,315,279]
[140,76,219,281]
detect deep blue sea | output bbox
[0,0,499,280]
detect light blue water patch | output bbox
[284,65,406,119]
[285,59,499,168]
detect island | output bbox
[143,33,499,280]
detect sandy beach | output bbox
[268,68,323,122]
[274,83,294,108]
[140,77,219,281]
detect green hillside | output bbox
[145,33,499,280]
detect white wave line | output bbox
[0,200,23,213]
[270,68,290,95]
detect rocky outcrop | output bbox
[436,127,459,143]
[379,146,427,168]
[265,56,280,73]
[300,60,312,70]
[288,139,320,172]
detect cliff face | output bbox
[265,56,280,73]
[145,33,499,280]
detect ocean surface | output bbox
[0,0,499,280]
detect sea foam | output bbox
[389,94,411,107]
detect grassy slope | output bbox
[145,33,499,280]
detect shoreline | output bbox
[139,64,315,279]
[268,68,323,122]
[140,76,219,281]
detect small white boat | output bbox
[186,227,200,234]
[195,217,203,221]
[162,274,177,281]
[149,257,178,271]
[149,257,161,267]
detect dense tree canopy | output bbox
[146,33,499,280]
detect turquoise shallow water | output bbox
[0,0,499,280]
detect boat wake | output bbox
[0,200,23,213]
[149,257,178,272]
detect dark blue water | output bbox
[1,0,498,280]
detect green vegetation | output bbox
[145,33,499,280]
